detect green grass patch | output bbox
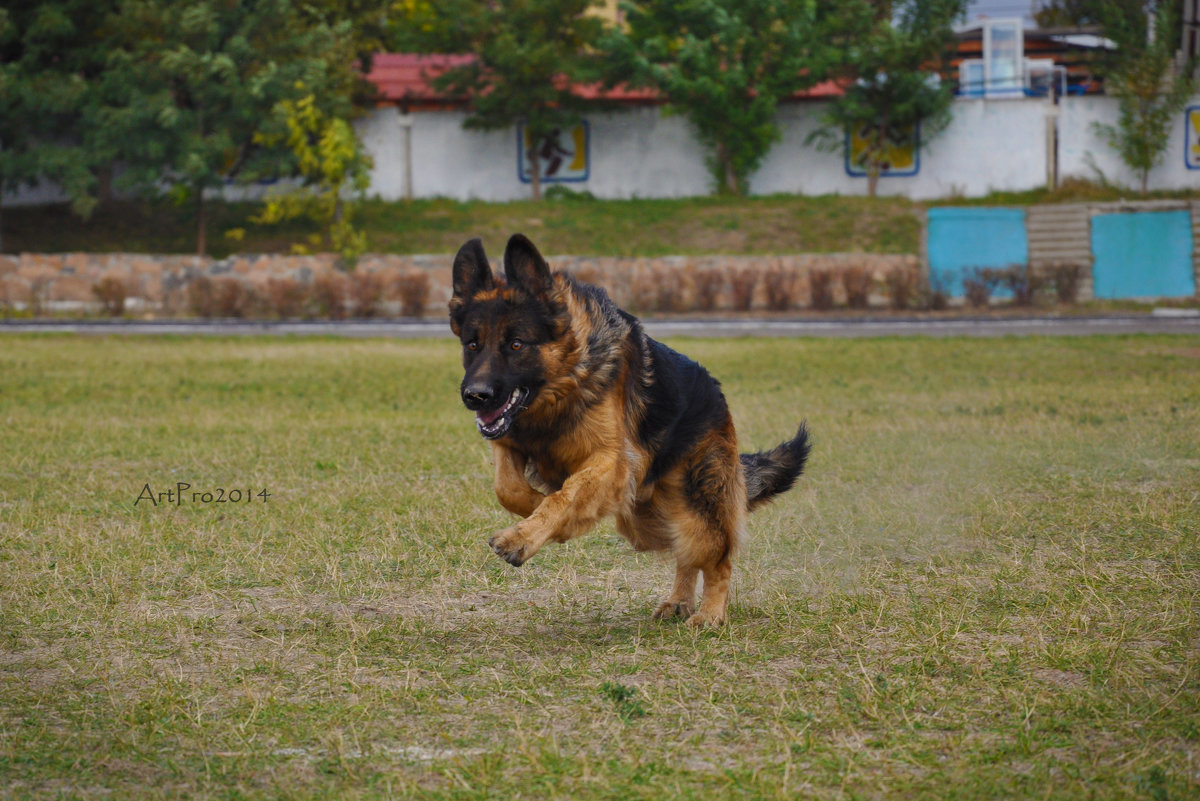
[1,334,1198,799]
[4,194,921,258]
[8,181,1200,259]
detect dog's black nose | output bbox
[462,384,495,409]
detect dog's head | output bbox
[449,234,570,440]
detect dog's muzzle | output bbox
[470,386,529,439]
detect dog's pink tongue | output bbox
[477,406,505,426]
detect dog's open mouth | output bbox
[475,387,529,439]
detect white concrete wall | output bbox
[1058,94,1200,191]
[360,97,1060,202]
[754,98,1052,199]
[10,93,1200,207]
[360,105,711,201]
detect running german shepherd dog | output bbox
[450,234,810,626]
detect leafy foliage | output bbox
[807,0,965,197]
[1033,0,1108,28]
[96,1,363,254]
[1,0,366,255]
[603,0,842,195]
[250,92,373,264]
[0,1,119,223]
[412,0,608,200]
[1092,0,1196,192]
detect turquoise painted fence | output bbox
[928,204,1198,300]
[927,208,1028,298]
[1091,210,1196,299]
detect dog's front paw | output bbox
[685,609,726,628]
[488,525,535,567]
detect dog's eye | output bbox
[467,341,478,352]
[510,339,523,351]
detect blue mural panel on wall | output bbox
[927,207,1028,298]
[1091,211,1196,299]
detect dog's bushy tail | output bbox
[741,423,811,512]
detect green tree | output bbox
[0,1,117,249]
[298,0,394,105]
[249,92,373,263]
[413,0,608,201]
[1092,0,1195,193]
[1033,0,1107,28]
[96,0,362,255]
[603,0,841,195]
[807,0,965,197]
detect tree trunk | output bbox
[529,139,542,201]
[97,165,114,204]
[196,189,207,257]
[868,121,887,198]
[715,140,739,195]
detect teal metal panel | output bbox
[927,207,1028,298]
[1091,210,1196,299]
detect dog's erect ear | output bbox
[503,234,552,298]
[449,238,493,336]
[451,238,494,301]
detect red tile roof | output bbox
[365,53,843,106]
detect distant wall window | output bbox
[984,19,1023,96]
[960,59,984,97]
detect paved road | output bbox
[2,312,1199,339]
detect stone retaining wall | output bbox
[0,252,919,315]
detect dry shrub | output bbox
[994,263,1043,307]
[1050,261,1083,305]
[809,269,835,311]
[187,278,214,317]
[570,264,601,285]
[189,277,251,318]
[30,275,52,317]
[918,270,950,311]
[349,271,384,318]
[92,276,128,317]
[265,278,307,319]
[692,268,725,311]
[962,267,994,309]
[630,272,658,312]
[763,266,802,311]
[843,266,872,309]
[396,270,432,317]
[655,269,686,312]
[886,266,918,311]
[729,267,758,311]
[311,273,347,320]
[0,278,15,316]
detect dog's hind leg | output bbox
[675,428,745,628]
[689,553,734,628]
[663,511,736,628]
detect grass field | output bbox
[1,333,1198,799]
[6,179,1199,259]
[2,195,922,258]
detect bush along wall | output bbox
[0,251,979,319]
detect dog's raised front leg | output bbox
[488,452,625,567]
[492,444,545,518]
